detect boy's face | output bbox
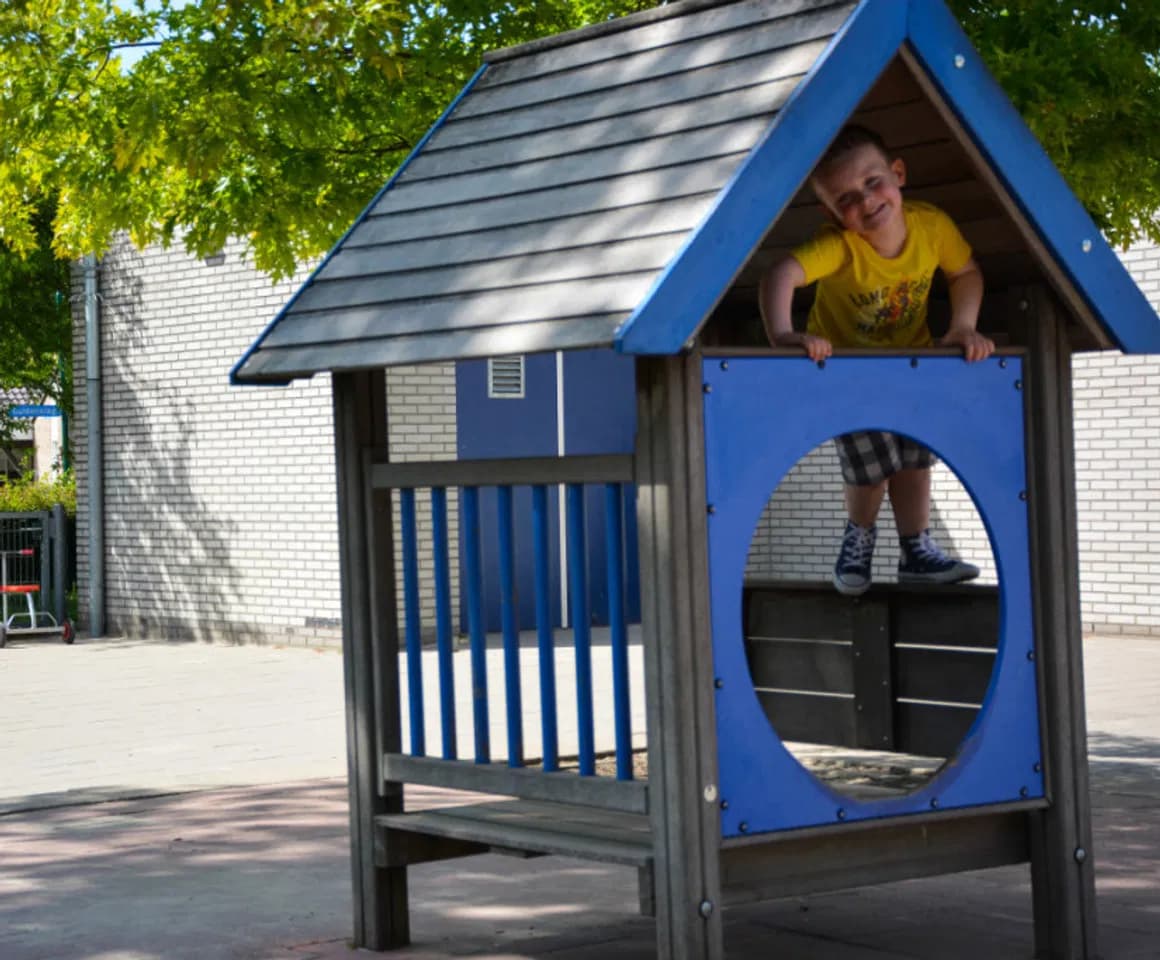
[812,143,907,248]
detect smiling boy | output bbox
[760,124,994,596]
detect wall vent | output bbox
[488,356,526,399]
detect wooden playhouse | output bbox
[233,0,1160,956]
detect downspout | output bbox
[84,253,105,638]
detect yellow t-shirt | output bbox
[792,201,973,349]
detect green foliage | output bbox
[0,469,76,517]
[0,0,1156,286]
[948,0,1160,248]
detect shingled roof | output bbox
[233,0,1160,385]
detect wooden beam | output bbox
[333,370,409,949]
[1023,287,1100,958]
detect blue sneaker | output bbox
[898,530,979,584]
[833,521,877,596]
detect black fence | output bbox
[0,506,73,626]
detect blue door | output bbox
[455,350,640,631]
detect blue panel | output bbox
[532,485,560,772]
[703,355,1042,836]
[456,355,561,632]
[615,0,906,355]
[400,489,425,757]
[497,487,524,767]
[431,487,457,760]
[567,484,596,776]
[461,486,490,764]
[562,349,641,625]
[906,2,1160,354]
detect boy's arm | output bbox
[937,258,994,362]
[759,256,832,361]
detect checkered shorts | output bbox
[833,431,936,486]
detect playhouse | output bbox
[233,0,1160,956]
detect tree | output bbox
[0,0,1156,289]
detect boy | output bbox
[760,124,994,596]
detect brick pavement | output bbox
[0,632,1157,959]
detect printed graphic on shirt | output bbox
[849,275,932,341]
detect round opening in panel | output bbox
[742,431,1000,799]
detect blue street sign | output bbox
[9,404,61,419]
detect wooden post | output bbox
[635,353,723,959]
[1023,289,1099,958]
[332,370,409,949]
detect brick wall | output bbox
[72,237,456,646]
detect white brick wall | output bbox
[72,237,456,646]
[73,237,1160,643]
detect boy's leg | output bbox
[889,466,980,584]
[844,479,887,527]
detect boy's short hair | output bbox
[813,124,891,179]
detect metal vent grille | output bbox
[487,355,526,399]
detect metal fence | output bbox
[0,506,73,626]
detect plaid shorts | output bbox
[833,431,936,486]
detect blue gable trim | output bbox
[907,2,1160,354]
[614,0,907,355]
[231,64,491,386]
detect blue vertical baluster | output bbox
[532,485,558,771]
[497,486,523,767]
[400,488,425,757]
[462,486,490,763]
[604,483,632,780]
[431,487,457,760]
[567,483,595,776]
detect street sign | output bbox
[9,404,61,419]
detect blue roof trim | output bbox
[908,2,1159,353]
[230,63,492,385]
[614,0,907,355]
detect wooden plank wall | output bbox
[743,580,999,758]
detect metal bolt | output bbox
[816,359,826,370]
[1014,379,1023,391]
[856,703,864,712]
[837,808,847,821]
[720,799,729,811]
[1034,762,1042,774]
[930,798,940,810]
[1020,786,1029,798]
[707,503,716,515]
[1081,239,1092,253]
[714,677,724,690]
[720,360,729,371]
[1019,299,1030,312]
[1027,650,1036,662]
[1074,847,1087,863]
[999,358,1008,369]
[1019,490,1028,501]
[954,54,966,68]
[739,821,749,834]
[699,899,715,918]
[703,784,718,803]
[910,357,919,368]
[703,383,712,394]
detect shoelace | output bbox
[840,525,875,566]
[907,531,947,564]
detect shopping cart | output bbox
[0,547,73,647]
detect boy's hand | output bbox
[773,331,832,362]
[938,328,994,363]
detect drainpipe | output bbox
[84,253,105,638]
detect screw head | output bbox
[816,359,826,370]
[720,360,729,371]
[999,358,1008,368]
[720,799,729,811]
[930,798,940,810]
[714,677,724,690]
[1034,762,1042,774]
[1081,239,1093,253]
[1014,379,1023,390]
[1027,650,1036,662]
[837,808,847,821]
[1074,847,1087,863]
[1019,490,1028,501]
[703,784,718,803]
[707,503,716,515]
[739,821,749,833]
[954,53,966,68]
[910,356,919,368]
[1020,786,1029,798]
[699,899,714,918]
[702,383,712,394]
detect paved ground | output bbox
[0,633,1157,959]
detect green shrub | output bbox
[0,470,76,516]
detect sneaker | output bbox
[898,530,980,584]
[833,521,877,596]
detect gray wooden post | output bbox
[1023,288,1099,958]
[332,370,409,949]
[635,353,723,959]
[51,503,67,625]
